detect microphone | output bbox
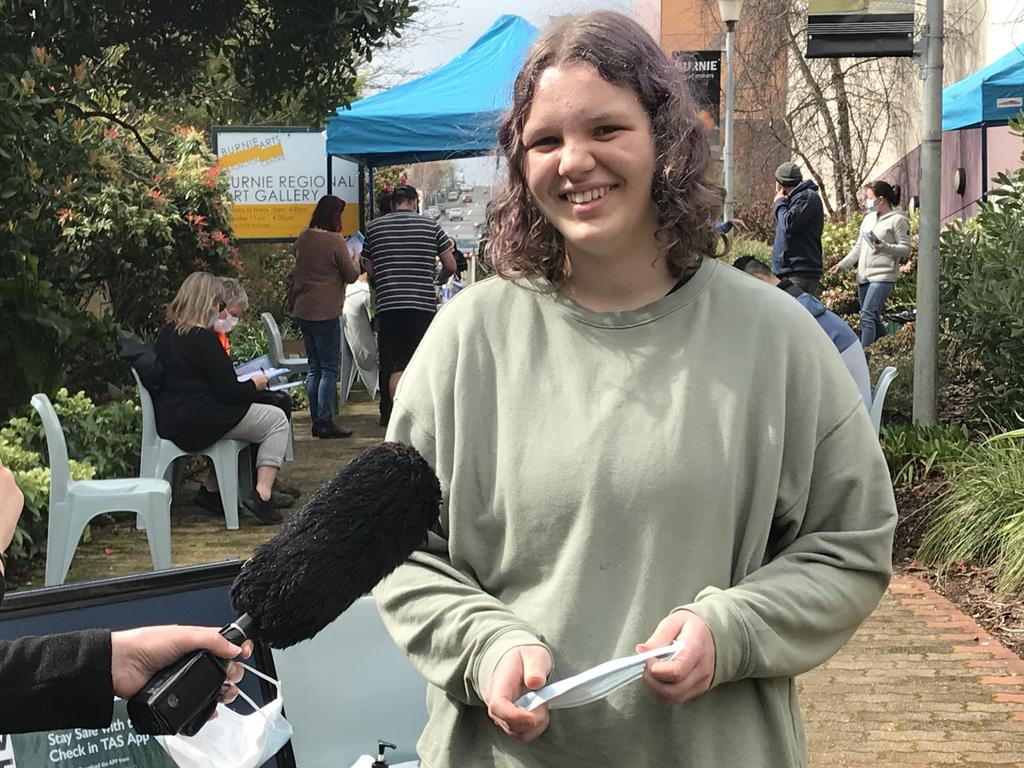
[127,441,441,735]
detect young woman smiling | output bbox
[373,12,897,768]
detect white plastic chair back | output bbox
[869,366,898,437]
[261,311,287,367]
[30,394,71,504]
[132,368,162,475]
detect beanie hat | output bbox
[775,162,803,187]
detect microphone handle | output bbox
[127,613,258,735]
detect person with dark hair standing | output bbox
[363,184,456,427]
[288,194,361,438]
[830,180,911,347]
[373,11,895,768]
[771,161,825,297]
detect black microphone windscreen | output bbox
[230,441,441,648]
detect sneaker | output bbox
[192,486,224,516]
[242,494,283,525]
[316,419,353,439]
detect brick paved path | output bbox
[800,574,1024,766]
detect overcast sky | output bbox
[372,0,633,185]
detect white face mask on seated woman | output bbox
[211,314,240,334]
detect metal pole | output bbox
[981,124,989,202]
[723,20,737,223]
[913,0,943,425]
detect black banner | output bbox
[672,50,722,147]
[806,1,914,58]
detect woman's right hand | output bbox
[484,645,552,742]
[251,374,269,391]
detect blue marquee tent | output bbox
[943,46,1024,131]
[325,15,538,167]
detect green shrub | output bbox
[0,389,141,560]
[239,243,295,321]
[879,423,970,485]
[725,237,772,264]
[939,145,1024,429]
[228,319,269,366]
[917,428,1024,590]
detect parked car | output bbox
[448,208,464,221]
[447,190,459,201]
[463,194,473,203]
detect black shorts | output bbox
[377,309,434,374]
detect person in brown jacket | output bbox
[288,195,361,438]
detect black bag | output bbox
[116,335,163,394]
[253,389,293,420]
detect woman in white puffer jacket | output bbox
[831,180,912,347]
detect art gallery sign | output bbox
[213,127,360,240]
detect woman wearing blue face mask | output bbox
[155,272,289,524]
[830,180,912,347]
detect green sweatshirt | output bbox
[374,257,896,767]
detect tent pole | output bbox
[358,165,368,231]
[981,124,989,202]
[367,166,376,224]
[327,154,334,195]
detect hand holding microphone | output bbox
[127,441,442,735]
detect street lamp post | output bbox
[718,0,743,223]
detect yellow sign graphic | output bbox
[230,203,360,240]
[219,142,285,170]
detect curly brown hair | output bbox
[488,11,722,284]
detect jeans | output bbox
[858,281,895,348]
[298,318,341,425]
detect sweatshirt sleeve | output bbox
[373,382,548,707]
[684,400,896,685]
[879,215,912,261]
[835,241,859,270]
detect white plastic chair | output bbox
[338,316,361,406]
[869,366,898,437]
[131,369,252,530]
[261,312,308,376]
[31,393,173,586]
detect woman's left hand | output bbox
[636,610,715,706]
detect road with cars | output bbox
[432,186,488,256]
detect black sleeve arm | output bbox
[0,628,115,733]
[193,330,258,404]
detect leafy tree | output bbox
[1,0,419,123]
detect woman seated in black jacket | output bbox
[155,272,288,524]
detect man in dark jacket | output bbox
[771,161,825,297]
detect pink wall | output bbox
[879,126,1022,224]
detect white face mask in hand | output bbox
[156,664,293,768]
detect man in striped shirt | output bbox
[365,184,457,426]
